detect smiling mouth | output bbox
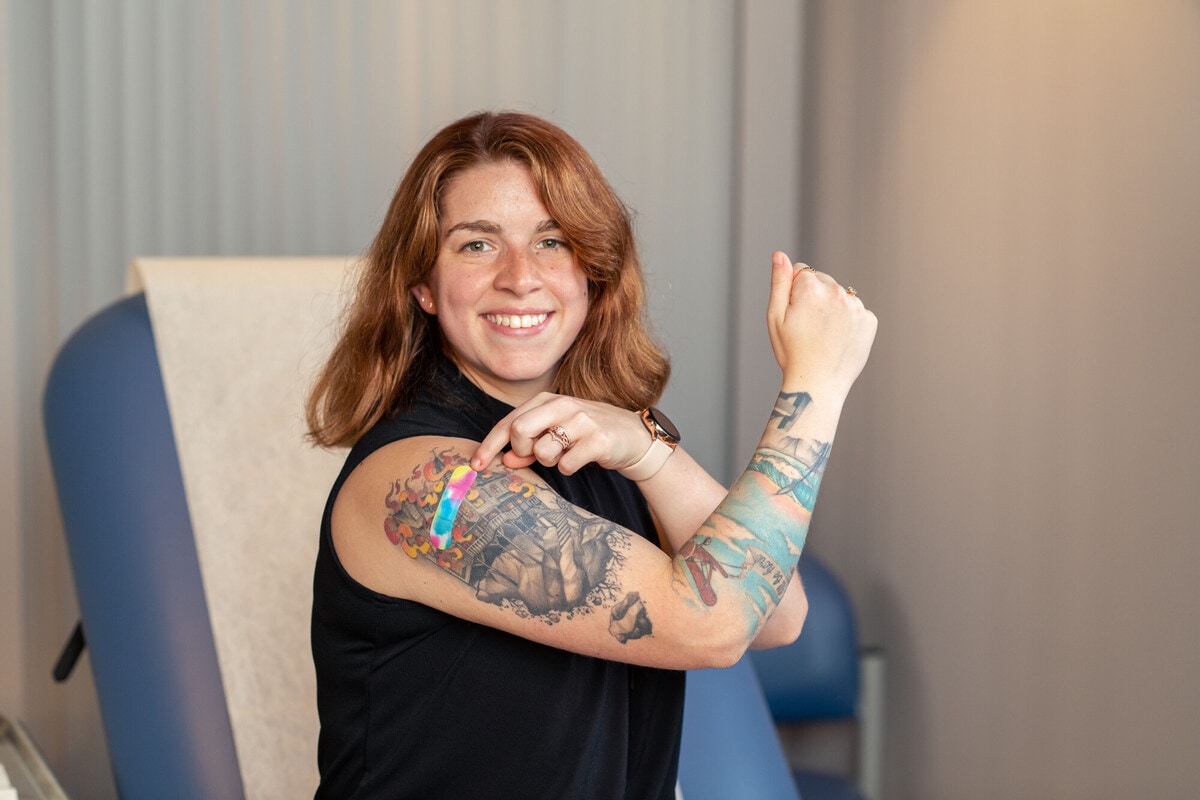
[484,312,549,329]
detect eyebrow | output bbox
[443,219,562,237]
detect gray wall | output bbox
[803,2,1200,797]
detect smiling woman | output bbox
[305,111,876,799]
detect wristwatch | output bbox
[621,407,681,481]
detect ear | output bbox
[411,284,436,314]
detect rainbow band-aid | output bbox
[430,465,478,550]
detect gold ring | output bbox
[799,266,817,273]
[846,286,858,297]
[547,425,572,451]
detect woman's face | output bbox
[413,160,589,406]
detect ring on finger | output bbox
[846,286,858,297]
[799,265,817,273]
[546,425,573,451]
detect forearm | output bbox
[635,438,810,649]
[635,447,726,553]
[659,388,842,651]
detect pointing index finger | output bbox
[471,410,518,470]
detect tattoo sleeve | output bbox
[675,391,829,626]
[383,448,653,643]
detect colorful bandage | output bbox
[430,466,478,550]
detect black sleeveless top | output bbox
[311,357,685,799]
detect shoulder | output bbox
[332,436,470,598]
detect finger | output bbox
[767,251,796,357]
[532,433,568,467]
[501,450,537,470]
[473,402,553,469]
[475,396,577,469]
[472,409,521,470]
[791,262,837,294]
[767,251,794,324]
[501,424,578,471]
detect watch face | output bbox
[647,407,680,443]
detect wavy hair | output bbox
[306,111,670,448]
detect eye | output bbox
[537,238,570,251]
[462,240,494,253]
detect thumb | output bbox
[766,251,794,347]
[503,451,537,470]
[767,251,793,320]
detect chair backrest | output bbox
[44,294,243,799]
[678,658,801,800]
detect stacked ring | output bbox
[547,425,573,451]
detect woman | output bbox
[307,111,876,799]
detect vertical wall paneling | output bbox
[730,0,806,483]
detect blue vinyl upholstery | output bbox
[43,294,243,799]
[679,657,801,800]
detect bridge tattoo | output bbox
[384,448,652,642]
[676,391,829,621]
[755,390,829,512]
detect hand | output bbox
[767,251,877,396]
[471,393,651,476]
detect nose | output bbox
[493,248,542,295]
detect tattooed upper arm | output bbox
[369,442,654,644]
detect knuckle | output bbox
[512,417,539,438]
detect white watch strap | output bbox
[619,438,675,482]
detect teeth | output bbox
[486,313,548,329]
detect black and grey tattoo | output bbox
[384,448,651,642]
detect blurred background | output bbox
[2,1,1197,797]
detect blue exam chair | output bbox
[749,555,886,800]
[45,294,242,798]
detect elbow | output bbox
[690,620,760,670]
[670,618,754,670]
[670,576,811,668]
[695,640,749,671]
[771,591,811,645]
[750,582,810,651]
[749,612,805,651]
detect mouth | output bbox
[483,312,550,330]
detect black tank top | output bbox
[311,356,685,799]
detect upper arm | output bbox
[330,436,747,669]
